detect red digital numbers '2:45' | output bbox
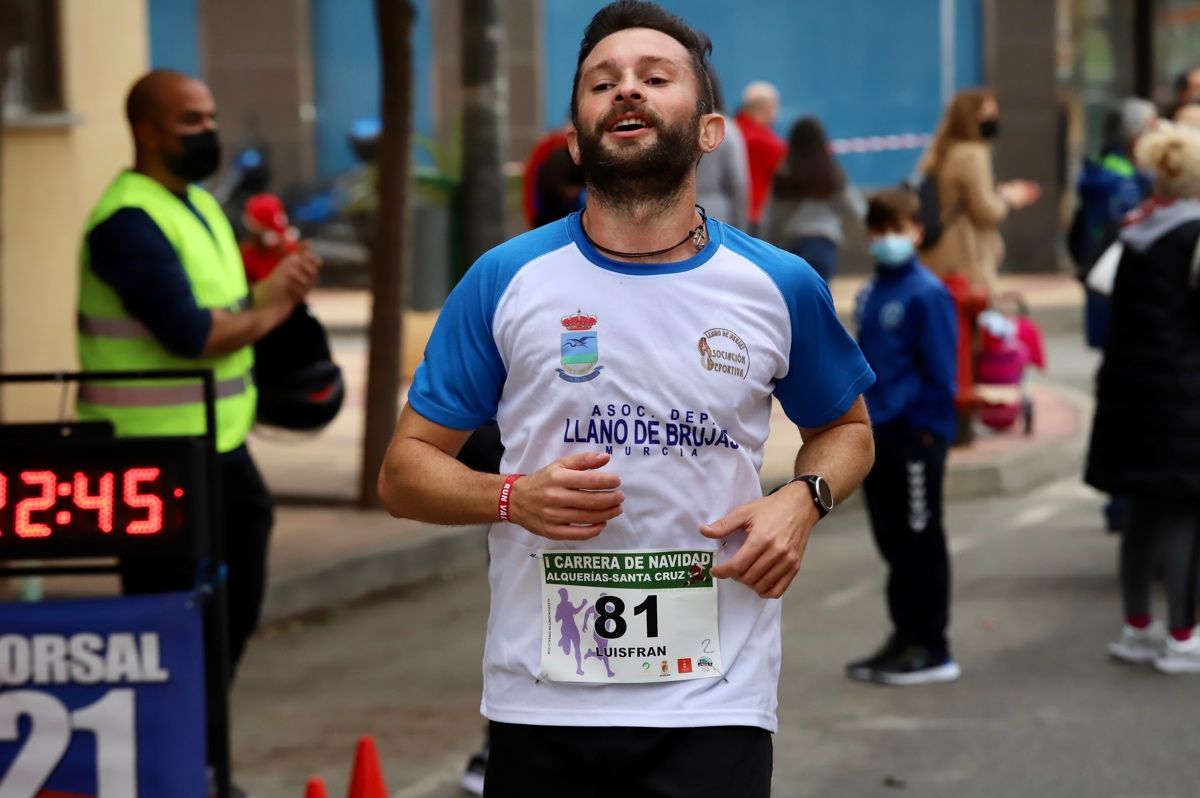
[0,468,164,538]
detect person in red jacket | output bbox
[522,122,585,229]
[941,272,988,445]
[735,81,787,233]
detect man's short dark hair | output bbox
[570,0,714,126]
[866,188,921,232]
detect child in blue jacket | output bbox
[848,188,960,685]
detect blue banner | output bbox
[0,592,206,798]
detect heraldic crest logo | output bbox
[557,310,603,383]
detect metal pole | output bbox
[201,369,232,798]
[940,0,957,105]
[1134,0,1154,100]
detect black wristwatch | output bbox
[786,474,834,518]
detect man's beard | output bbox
[576,104,702,213]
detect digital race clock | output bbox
[0,436,209,561]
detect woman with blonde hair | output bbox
[918,88,1040,296]
[1087,122,1200,674]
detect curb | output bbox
[944,381,1090,502]
[260,523,487,626]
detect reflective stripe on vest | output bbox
[77,374,252,408]
[78,313,151,339]
[78,297,251,339]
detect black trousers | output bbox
[862,426,951,655]
[485,722,772,798]
[121,447,275,676]
[1121,497,1200,632]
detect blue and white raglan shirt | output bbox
[408,212,875,732]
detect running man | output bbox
[378,2,875,794]
[554,588,589,676]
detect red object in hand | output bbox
[240,193,299,283]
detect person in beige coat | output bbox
[919,88,1040,297]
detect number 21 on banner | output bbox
[0,689,135,798]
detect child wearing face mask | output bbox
[847,188,961,686]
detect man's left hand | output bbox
[700,486,819,599]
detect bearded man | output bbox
[377,2,876,794]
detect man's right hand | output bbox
[256,241,322,308]
[203,243,323,357]
[508,451,623,540]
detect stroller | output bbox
[973,295,1046,435]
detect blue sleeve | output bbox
[87,208,213,358]
[914,283,959,402]
[768,259,876,428]
[406,251,511,430]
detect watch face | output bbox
[813,477,833,509]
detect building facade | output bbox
[1,0,147,419]
[5,0,1200,422]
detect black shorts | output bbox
[484,721,773,798]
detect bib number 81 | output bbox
[0,689,136,798]
[594,595,658,639]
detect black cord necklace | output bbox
[581,205,709,259]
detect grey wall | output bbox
[203,0,317,190]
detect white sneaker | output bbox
[1154,631,1200,674]
[1107,622,1164,664]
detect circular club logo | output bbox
[698,328,749,380]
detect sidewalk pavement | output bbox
[13,274,1094,623]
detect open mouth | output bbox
[608,114,651,133]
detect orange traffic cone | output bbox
[304,776,329,798]
[347,736,389,798]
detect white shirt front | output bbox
[408,212,873,731]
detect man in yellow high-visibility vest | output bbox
[78,70,321,684]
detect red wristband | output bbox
[498,474,524,522]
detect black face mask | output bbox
[164,129,222,183]
[979,118,1000,140]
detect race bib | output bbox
[538,548,722,683]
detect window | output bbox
[2,0,63,117]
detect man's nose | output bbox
[613,73,644,103]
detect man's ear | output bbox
[566,127,581,165]
[698,112,725,155]
[133,120,158,153]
